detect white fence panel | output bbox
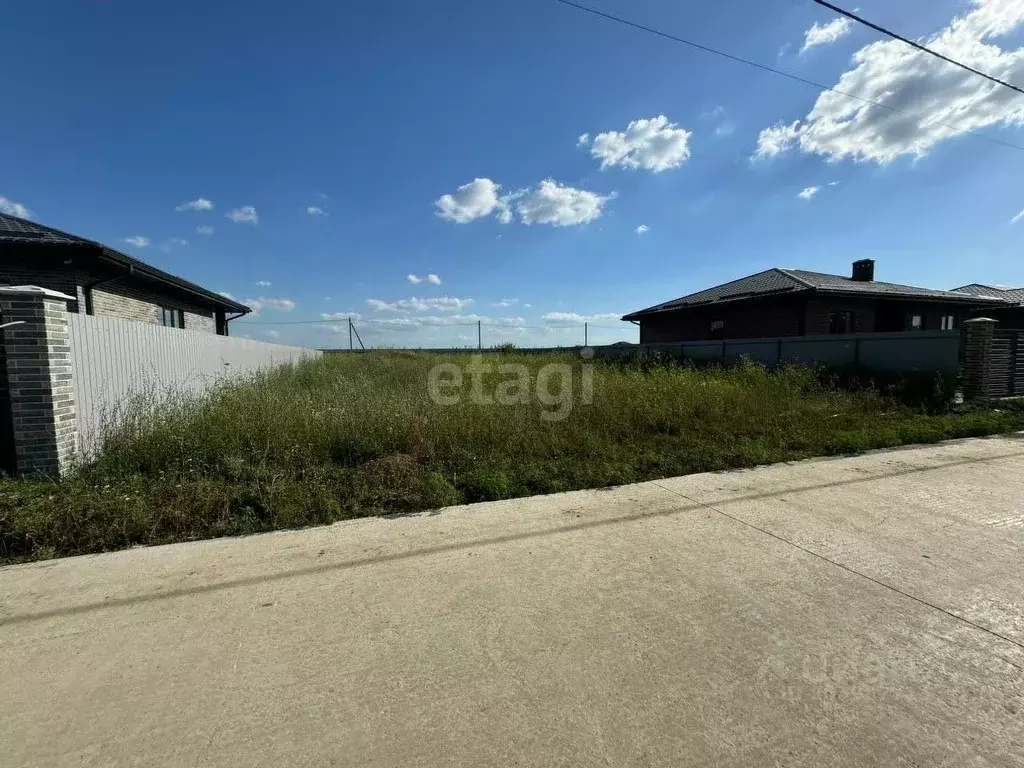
[68,314,320,454]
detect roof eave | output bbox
[96,247,250,314]
[623,286,811,320]
[814,287,1013,304]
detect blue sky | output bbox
[3,0,1024,347]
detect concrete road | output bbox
[3,436,1024,767]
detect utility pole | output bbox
[477,319,482,350]
[351,320,365,350]
[584,322,588,347]
[348,317,353,351]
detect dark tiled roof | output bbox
[623,269,806,319]
[951,283,1024,303]
[0,212,93,246]
[623,267,1013,320]
[0,212,249,313]
[780,269,991,301]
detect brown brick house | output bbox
[623,260,1013,343]
[0,212,249,335]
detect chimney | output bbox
[852,259,875,282]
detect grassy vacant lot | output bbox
[2,351,1022,563]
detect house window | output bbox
[910,314,923,331]
[709,319,725,339]
[828,311,854,334]
[940,315,956,330]
[160,306,184,329]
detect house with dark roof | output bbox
[623,260,1013,344]
[0,212,248,335]
[951,284,1024,327]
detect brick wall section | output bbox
[0,246,218,333]
[640,297,806,343]
[92,285,216,332]
[804,298,876,335]
[961,318,997,402]
[642,296,979,343]
[0,289,77,476]
[0,262,83,313]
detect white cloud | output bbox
[436,178,611,227]
[516,180,610,227]
[157,237,189,253]
[256,280,272,287]
[714,121,736,137]
[244,297,296,312]
[196,225,214,235]
[176,198,214,212]
[218,291,236,300]
[828,180,841,186]
[492,298,519,307]
[362,314,490,332]
[321,311,361,321]
[307,206,327,216]
[367,296,474,313]
[1011,208,1024,224]
[435,178,509,223]
[798,186,821,200]
[542,311,622,326]
[261,329,281,339]
[635,224,649,235]
[801,17,852,53]
[757,0,1024,165]
[408,273,442,285]
[588,115,692,172]
[496,316,526,327]
[0,196,32,219]
[577,132,591,146]
[226,206,258,224]
[124,236,150,248]
[364,317,423,332]
[704,106,735,137]
[524,303,532,308]
[753,120,802,160]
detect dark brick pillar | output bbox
[0,287,78,477]
[962,317,997,403]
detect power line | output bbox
[239,319,625,330]
[551,0,1024,155]
[812,0,1024,96]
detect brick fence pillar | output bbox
[961,317,998,403]
[0,286,78,477]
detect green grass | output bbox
[1,352,1021,564]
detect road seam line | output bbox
[650,481,1024,654]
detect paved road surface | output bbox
[3,436,1024,767]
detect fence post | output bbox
[0,286,78,477]
[961,317,997,403]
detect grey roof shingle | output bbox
[780,269,990,301]
[951,283,1024,303]
[0,212,93,246]
[624,269,805,317]
[0,212,249,314]
[623,267,1014,320]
